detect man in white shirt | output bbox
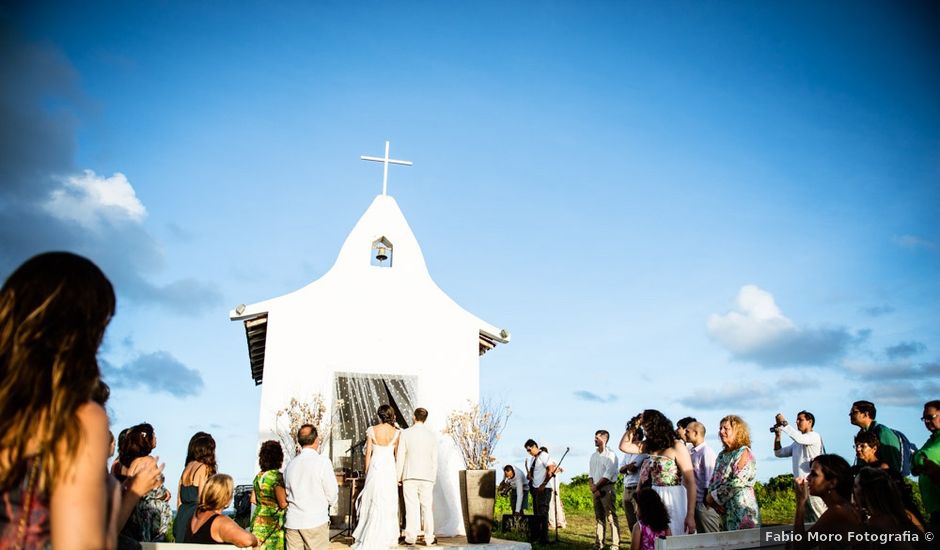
[618,451,646,532]
[501,464,528,515]
[589,430,620,550]
[284,424,339,550]
[774,410,827,522]
[686,422,720,533]
[525,439,555,544]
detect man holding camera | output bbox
[500,464,529,515]
[773,411,826,521]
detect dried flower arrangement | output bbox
[274,393,330,457]
[444,399,511,470]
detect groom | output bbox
[397,407,439,545]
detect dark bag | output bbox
[874,423,918,476]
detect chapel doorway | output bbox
[331,372,417,474]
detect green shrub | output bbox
[495,493,512,516]
[754,474,796,525]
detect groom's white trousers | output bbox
[402,479,435,542]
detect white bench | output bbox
[654,524,796,550]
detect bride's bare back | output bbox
[371,423,398,446]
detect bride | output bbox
[352,404,401,549]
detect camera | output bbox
[769,420,787,433]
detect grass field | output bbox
[492,473,926,548]
[491,473,803,549]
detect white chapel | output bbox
[229,143,509,536]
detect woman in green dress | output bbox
[250,440,288,549]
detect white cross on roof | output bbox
[360,141,413,196]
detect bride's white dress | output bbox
[352,427,400,549]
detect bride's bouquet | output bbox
[444,399,511,470]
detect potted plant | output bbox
[444,400,510,544]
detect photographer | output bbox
[500,464,528,515]
[773,411,826,521]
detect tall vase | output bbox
[458,469,496,543]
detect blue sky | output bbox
[2,1,938,488]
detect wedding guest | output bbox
[629,489,671,550]
[773,410,826,522]
[620,410,696,535]
[0,252,118,549]
[112,428,131,477]
[849,400,902,473]
[675,417,696,445]
[251,441,288,550]
[618,414,647,532]
[284,425,338,549]
[854,467,924,540]
[706,415,759,530]
[853,430,925,532]
[792,455,862,549]
[853,430,890,472]
[589,430,620,550]
[115,423,172,542]
[185,474,258,546]
[174,432,217,543]
[685,422,720,533]
[912,399,940,531]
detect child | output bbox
[631,489,671,550]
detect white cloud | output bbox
[849,378,940,407]
[707,285,863,367]
[679,381,780,411]
[843,359,940,381]
[707,285,795,355]
[44,170,146,229]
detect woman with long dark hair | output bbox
[854,466,924,539]
[174,432,217,542]
[620,410,696,534]
[351,404,401,549]
[0,252,117,548]
[792,454,862,548]
[115,423,172,541]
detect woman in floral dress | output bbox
[116,423,173,542]
[250,440,287,550]
[706,415,760,530]
[620,410,696,535]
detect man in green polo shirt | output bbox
[849,400,902,473]
[912,399,940,531]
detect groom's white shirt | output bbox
[397,422,438,481]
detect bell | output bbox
[375,246,388,262]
